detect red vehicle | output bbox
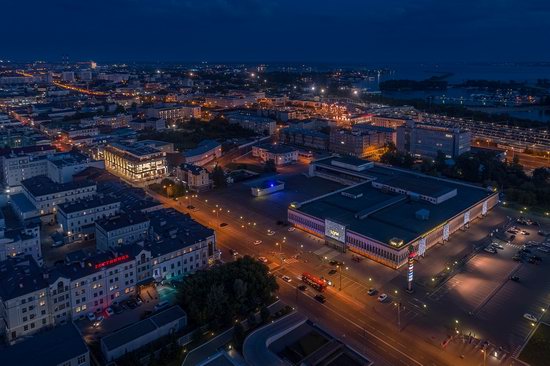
[301,272,328,292]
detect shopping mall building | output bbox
[288,156,499,269]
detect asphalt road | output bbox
[146,168,550,366]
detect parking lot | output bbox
[77,283,178,342]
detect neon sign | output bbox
[94,254,130,269]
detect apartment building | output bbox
[225,111,277,135]
[95,213,150,251]
[252,143,298,165]
[396,120,471,159]
[57,197,121,243]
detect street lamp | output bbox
[336,265,348,291]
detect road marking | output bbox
[281,281,424,366]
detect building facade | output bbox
[103,143,167,184]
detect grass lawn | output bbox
[519,323,550,366]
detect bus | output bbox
[301,272,328,292]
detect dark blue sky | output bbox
[3,0,550,63]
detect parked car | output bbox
[288,227,296,232]
[219,222,228,227]
[86,312,96,321]
[93,316,104,328]
[267,230,276,236]
[314,294,326,303]
[328,269,337,275]
[491,243,504,250]
[524,313,537,322]
[377,294,388,302]
[105,307,115,317]
[258,256,268,263]
[484,247,497,254]
[298,285,307,291]
[282,275,292,283]
[367,288,377,296]
[253,240,262,245]
[512,255,522,262]
[510,276,520,282]
[229,249,238,256]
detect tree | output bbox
[260,306,271,323]
[212,165,227,188]
[233,323,245,349]
[264,159,277,173]
[177,256,279,329]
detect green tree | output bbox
[260,306,271,323]
[212,165,227,188]
[264,159,277,173]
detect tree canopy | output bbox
[176,256,278,329]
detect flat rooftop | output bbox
[295,158,494,246]
[0,323,88,366]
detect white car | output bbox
[93,316,104,328]
[258,256,268,263]
[524,313,537,322]
[288,227,296,232]
[267,230,276,236]
[105,307,114,317]
[86,312,96,321]
[377,294,388,302]
[282,275,292,283]
[484,247,497,254]
[491,243,504,250]
[254,240,262,245]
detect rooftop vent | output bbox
[415,209,430,221]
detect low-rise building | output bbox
[176,163,211,192]
[279,127,329,150]
[146,104,201,122]
[329,125,394,158]
[19,176,97,218]
[0,323,90,366]
[0,256,52,342]
[95,213,150,251]
[226,112,276,135]
[47,151,105,184]
[101,306,187,362]
[181,139,221,167]
[0,211,42,263]
[129,117,166,131]
[252,143,298,165]
[57,197,121,243]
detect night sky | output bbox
[2,0,550,63]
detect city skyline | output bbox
[2,0,550,62]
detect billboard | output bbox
[325,219,346,243]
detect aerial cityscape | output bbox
[1,1,550,366]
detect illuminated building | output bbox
[103,142,167,184]
[252,143,298,165]
[176,163,212,192]
[329,126,395,158]
[288,156,498,269]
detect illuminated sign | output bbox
[482,201,488,215]
[325,219,346,243]
[408,250,416,285]
[94,254,130,269]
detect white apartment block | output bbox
[95,214,150,251]
[57,197,121,243]
[20,176,97,217]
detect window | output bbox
[77,355,87,365]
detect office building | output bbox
[103,142,167,184]
[396,120,471,159]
